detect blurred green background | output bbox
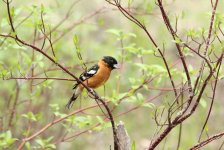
[1,0,224,149]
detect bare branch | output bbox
[189,131,224,150]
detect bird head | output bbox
[102,56,119,69]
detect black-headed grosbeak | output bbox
[66,56,119,109]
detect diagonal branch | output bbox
[189,131,224,150]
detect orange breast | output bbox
[83,60,112,88]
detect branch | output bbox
[192,0,219,106]
[5,77,76,81]
[189,131,224,150]
[198,60,221,141]
[8,81,20,128]
[157,0,193,97]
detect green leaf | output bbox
[0,69,9,78]
[135,63,148,72]
[10,7,15,17]
[66,116,92,128]
[136,93,144,103]
[22,112,37,121]
[47,144,56,149]
[128,0,133,8]
[10,31,17,37]
[200,98,207,108]
[142,103,155,109]
[25,142,31,150]
[205,124,209,132]
[171,36,184,44]
[129,78,137,84]
[128,33,136,38]
[0,130,17,148]
[36,139,45,148]
[141,49,154,55]
[41,4,45,13]
[54,111,66,117]
[35,137,55,149]
[124,45,140,54]
[118,92,128,99]
[188,64,194,75]
[49,103,60,111]
[73,34,79,45]
[96,116,104,124]
[182,47,193,56]
[106,29,122,37]
[131,141,136,150]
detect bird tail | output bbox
[66,86,82,109]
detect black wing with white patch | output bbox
[73,64,99,89]
[79,64,99,81]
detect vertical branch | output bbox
[6,0,16,35]
[193,0,219,101]
[198,60,222,141]
[157,0,193,96]
[23,27,37,140]
[176,85,184,150]
[8,82,20,128]
[97,98,119,149]
[204,0,219,55]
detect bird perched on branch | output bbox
[66,56,119,109]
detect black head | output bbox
[102,56,118,69]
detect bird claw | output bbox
[88,88,97,98]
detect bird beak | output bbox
[113,64,120,69]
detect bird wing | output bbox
[73,64,99,89]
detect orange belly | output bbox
[81,65,111,89]
[84,74,109,88]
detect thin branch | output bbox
[5,77,76,81]
[8,81,20,128]
[6,0,16,35]
[157,0,193,97]
[192,0,219,107]
[189,131,224,150]
[198,60,221,141]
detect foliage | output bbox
[0,0,224,149]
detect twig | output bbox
[157,0,193,99]
[8,81,20,128]
[6,77,76,81]
[189,131,224,150]
[198,60,222,141]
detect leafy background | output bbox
[0,0,224,149]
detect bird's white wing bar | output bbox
[78,64,99,82]
[87,69,97,74]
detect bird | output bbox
[66,56,119,109]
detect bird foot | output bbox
[88,88,97,98]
